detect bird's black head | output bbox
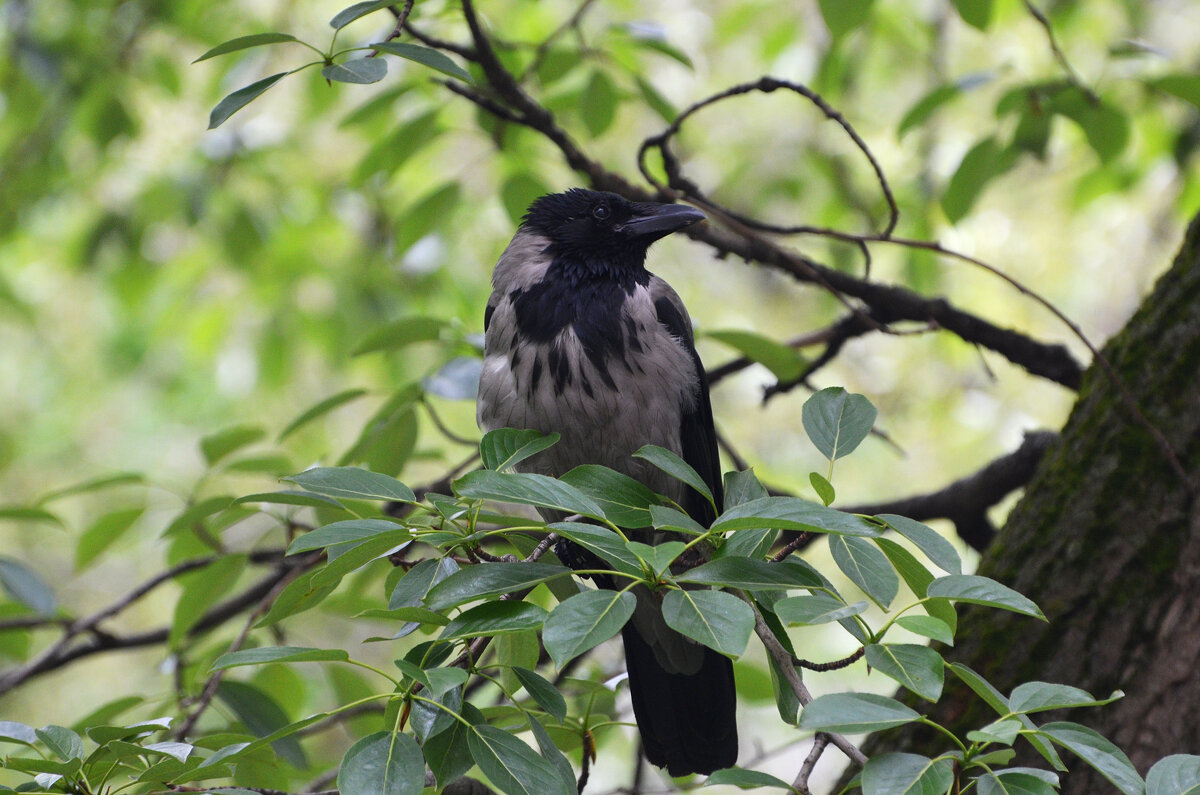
[521,188,704,281]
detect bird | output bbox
[476,187,737,776]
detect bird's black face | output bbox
[522,188,704,277]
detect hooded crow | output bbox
[476,188,737,776]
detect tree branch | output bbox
[840,429,1058,551]
[0,554,315,694]
[745,596,867,766]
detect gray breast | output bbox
[477,283,698,506]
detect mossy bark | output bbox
[840,214,1200,793]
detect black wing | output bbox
[654,294,723,526]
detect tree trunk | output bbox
[844,213,1200,792]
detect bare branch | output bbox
[0,554,316,694]
[840,429,1058,551]
[794,733,830,795]
[745,596,867,766]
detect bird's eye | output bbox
[592,204,610,220]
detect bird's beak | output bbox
[623,203,706,239]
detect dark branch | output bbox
[0,554,316,694]
[842,429,1058,551]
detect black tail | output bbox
[621,622,738,776]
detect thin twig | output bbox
[1023,0,1097,102]
[369,0,415,56]
[744,596,867,765]
[795,646,865,672]
[173,562,313,740]
[794,733,831,795]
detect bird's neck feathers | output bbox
[547,249,652,293]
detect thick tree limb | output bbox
[841,429,1058,551]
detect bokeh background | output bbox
[2,0,1199,790]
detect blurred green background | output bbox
[2,0,1199,789]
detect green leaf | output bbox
[215,681,306,768]
[194,33,298,63]
[649,504,708,535]
[35,726,84,761]
[830,535,899,608]
[512,667,568,723]
[580,69,619,137]
[865,643,944,701]
[259,535,403,626]
[500,173,553,225]
[801,387,877,461]
[718,526,779,561]
[390,557,460,609]
[279,389,369,441]
[0,505,64,526]
[677,557,821,591]
[634,75,676,123]
[424,705,480,786]
[287,519,409,554]
[354,316,447,356]
[896,615,954,645]
[371,41,473,83]
[526,716,576,795]
[1148,75,1200,110]
[232,490,348,510]
[337,731,424,795]
[1039,722,1144,795]
[480,429,560,472]
[927,574,1044,619]
[879,514,962,574]
[977,768,1060,795]
[662,589,754,657]
[442,601,548,639]
[163,495,235,536]
[862,753,955,795]
[774,593,867,625]
[425,563,572,610]
[467,725,574,795]
[171,555,246,646]
[330,0,397,29]
[818,0,875,39]
[1147,755,1200,795]
[810,472,835,506]
[633,444,715,511]
[797,692,920,733]
[323,56,388,85]
[560,465,658,528]
[38,472,143,504]
[949,664,1066,771]
[704,768,794,789]
[941,136,1017,223]
[211,646,350,670]
[898,84,961,138]
[0,721,38,746]
[626,540,685,577]
[1047,90,1130,163]
[548,522,644,576]
[874,537,957,632]
[284,466,416,503]
[75,506,144,569]
[208,73,288,129]
[454,470,606,521]
[703,329,806,381]
[951,0,994,30]
[542,589,636,667]
[713,496,879,536]
[968,719,1024,746]
[1009,682,1122,714]
[0,557,57,615]
[723,469,769,508]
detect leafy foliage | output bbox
[2,0,1199,793]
